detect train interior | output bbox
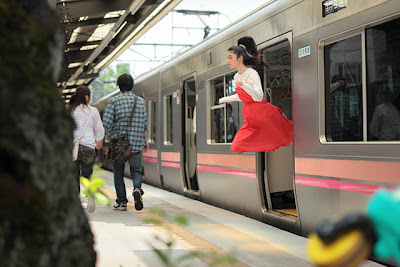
[182,77,200,196]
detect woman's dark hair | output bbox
[228,36,268,75]
[117,73,134,92]
[238,36,259,58]
[68,85,91,110]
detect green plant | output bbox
[80,164,110,206]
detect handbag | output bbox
[79,145,96,164]
[108,96,137,164]
[72,108,93,161]
[108,134,131,164]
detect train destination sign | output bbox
[322,0,347,17]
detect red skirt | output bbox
[230,98,292,154]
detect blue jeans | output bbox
[113,151,143,204]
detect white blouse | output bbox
[219,68,263,103]
[72,105,105,149]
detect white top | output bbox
[219,68,264,103]
[370,103,400,140]
[72,105,105,149]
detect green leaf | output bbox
[153,248,170,265]
[211,252,237,265]
[83,189,94,199]
[173,215,189,226]
[177,251,201,262]
[94,192,110,205]
[149,208,166,216]
[79,169,111,207]
[143,218,162,225]
[88,177,105,190]
[93,164,102,171]
[81,177,90,187]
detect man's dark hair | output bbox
[117,74,134,92]
[331,74,345,84]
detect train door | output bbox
[259,34,297,218]
[180,76,200,196]
[143,96,162,187]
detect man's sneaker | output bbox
[87,197,95,213]
[132,189,143,211]
[113,202,127,211]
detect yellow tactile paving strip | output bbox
[102,187,250,267]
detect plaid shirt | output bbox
[102,91,148,152]
[330,89,351,141]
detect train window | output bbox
[210,77,225,143]
[149,100,156,143]
[211,109,225,143]
[324,35,363,141]
[225,74,240,142]
[366,19,400,141]
[264,40,292,120]
[164,94,173,144]
[324,17,400,142]
[209,74,242,143]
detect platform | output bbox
[81,169,384,267]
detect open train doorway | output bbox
[259,34,297,218]
[180,76,200,196]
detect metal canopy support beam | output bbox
[56,0,134,20]
[65,17,120,29]
[56,0,183,95]
[67,40,102,50]
[64,14,137,29]
[79,72,99,79]
[174,9,220,16]
[65,49,94,63]
[132,43,193,46]
[66,0,146,84]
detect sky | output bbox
[110,0,269,77]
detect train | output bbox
[93,0,400,240]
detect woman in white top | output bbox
[370,92,400,140]
[69,85,104,212]
[219,36,292,153]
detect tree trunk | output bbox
[0,1,96,266]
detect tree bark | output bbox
[0,1,96,266]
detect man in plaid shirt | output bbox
[103,74,149,211]
[329,75,356,141]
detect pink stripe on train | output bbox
[143,157,157,163]
[157,159,256,178]
[295,158,400,184]
[295,176,394,194]
[197,165,256,178]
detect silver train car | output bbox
[94,0,400,237]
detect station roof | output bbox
[54,0,181,102]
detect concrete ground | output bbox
[82,169,385,267]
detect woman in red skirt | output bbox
[219,36,292,154]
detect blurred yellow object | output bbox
[308,229,373,267]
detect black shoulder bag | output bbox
[108,96,137,164]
